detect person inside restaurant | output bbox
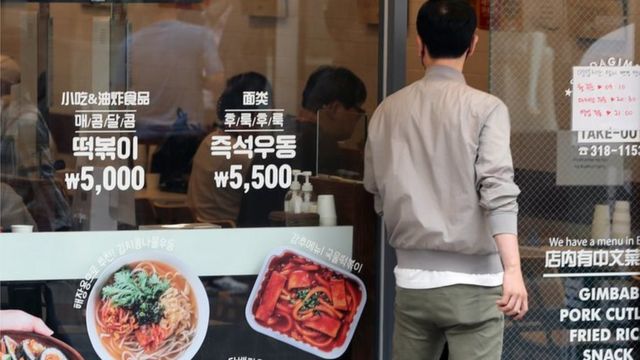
[293,66,367,175]
[237,65,367,227]
[188,72,273,226]
[1,54,71,231]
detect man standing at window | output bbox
[364,1,527,359]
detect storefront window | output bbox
[1,1,379,359]
[4,0,639,359]
[491,0,640,359]
[401,0,640,359]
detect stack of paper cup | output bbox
[11,225,33,233]
[591,204,611,240]
[317,195,337,226]
[611,201,631,239]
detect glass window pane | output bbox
[1,1,380,359]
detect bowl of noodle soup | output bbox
[86,251,209,360]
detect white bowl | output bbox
[86,250,209,360]
[245,246,367,359]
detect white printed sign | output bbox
[572,66,640,131]
[0,227,353,281]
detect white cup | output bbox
[611,223,631,238]
[319,216,337,227]
[614,201,630,212]
[591,204,611,240]
[592,204,610,223]
[592,204,611,224]
[11,225,33,233]
[612,212,631,224]
[317,195,337,223]
[146,173,160,192]
[591,222,610,240]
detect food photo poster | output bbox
[0,227,368,359]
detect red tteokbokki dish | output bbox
[247,249,365,358]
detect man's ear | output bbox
[318,101,340,124]
[468,34,479,57]
[416,35,424,58]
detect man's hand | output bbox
[497,267,528,320]
[494,233,528,320]
[0,310,54,336]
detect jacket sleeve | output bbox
[475,101,520,236]
[363,107,383,215]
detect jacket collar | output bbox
[424,65,466,84]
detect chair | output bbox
[150,200,194,224]
[147,198,237,228]
[194,214,236,228]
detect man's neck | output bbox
[428,58,465,73]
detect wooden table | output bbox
[134,188,187,204]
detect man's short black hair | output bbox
[217,72,272,125]
[302,66,366,112]
[417,0,477,59]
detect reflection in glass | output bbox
[123,5,225,141]
[0,54,71,231]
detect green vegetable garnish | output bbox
[101,267,170,325]
[295,289,309,300]
[299,291,330,311]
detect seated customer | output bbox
[1,54,71,231]
[237,66,366,227]
[187,72,272,224]
[1,55,58,178]
[1,182,37,231]
[293,66,367,174]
